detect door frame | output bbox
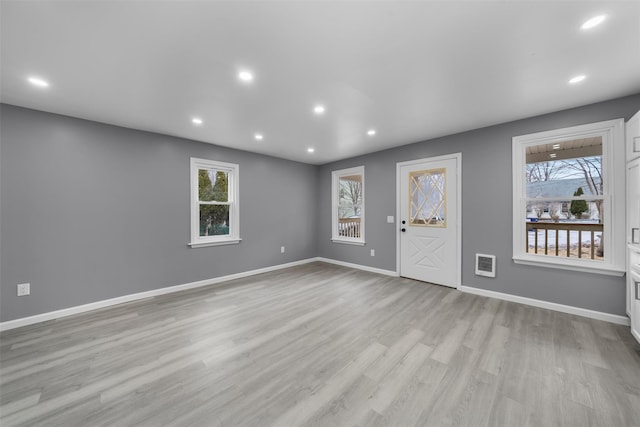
[395,153,462,288]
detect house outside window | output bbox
[332,166,365,245]
[512,119,625,276]
[189,157,240,248]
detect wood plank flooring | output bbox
[1,262,639,426]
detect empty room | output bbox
[1,1,640,426]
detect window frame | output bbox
[331,165,365,245]
[189,157,241,248]
[512,119,625,276]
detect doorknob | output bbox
[401,220,406,224]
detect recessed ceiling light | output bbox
[552,144,561,149]
[549,153,557,158]
[192,118,203,125]
[581,15,606,30]
[367,129,376,136]
[238,70,254,83]
[313,105,326,115]
[27,76,49,88]
[569,75,586,84]
[254,133,263,141]
[307,147,315,153]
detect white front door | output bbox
[398,154,461,288]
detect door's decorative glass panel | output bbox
[409,168,446,227]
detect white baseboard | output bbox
[459,285,630,326]
[632,328,640,345]
[315,257,398,277]
[0,258,318,332]
[3,259,627,331]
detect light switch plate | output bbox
[17,283,30,296]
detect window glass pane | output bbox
[332,166,364,242]
[198,169,229,202]
[525,138,603,199]
[338,175,362,218]
[409,168,446,227]
[525,200,605,261]
[199,205,230,236]
[337,208,361,238]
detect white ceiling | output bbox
[1,1,639,165]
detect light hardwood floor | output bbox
[1,262,639,426]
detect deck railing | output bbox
[338,218,361,238]
[526,221,603,260]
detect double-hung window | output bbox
[332,166,365,245]
[189,157,240,248]
[512,119,625,276]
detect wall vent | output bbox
[475,254,496,278]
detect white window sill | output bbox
[331,238,365,246]
[513,254,625,277]
[189,238,242,248]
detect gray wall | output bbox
[317,94,640,316]
[2,95,639,323]
[0,105,319,322]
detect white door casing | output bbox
[397,154,461,288]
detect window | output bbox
[189,157,240,248]
[512,119,625,276]
[332,166,365,245]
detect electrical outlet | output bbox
[281,246,285,254]
[387,216,394,223]
[370,249,375,257]
[17,283,30,296]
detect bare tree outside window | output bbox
[339,176,362,218]
[526,161,568,183]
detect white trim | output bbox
[3,258,624,333]
[513,255,625,276]
[188,238,242,248]
[632,328,640,344]
[0,258,318,332]
[395,153,462,288]
[512,119,625,274]
[459,285,630,326]
[331,165,365,245]
[316,257,398,277]
[526,195,605,203]
[330,239,365,246]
